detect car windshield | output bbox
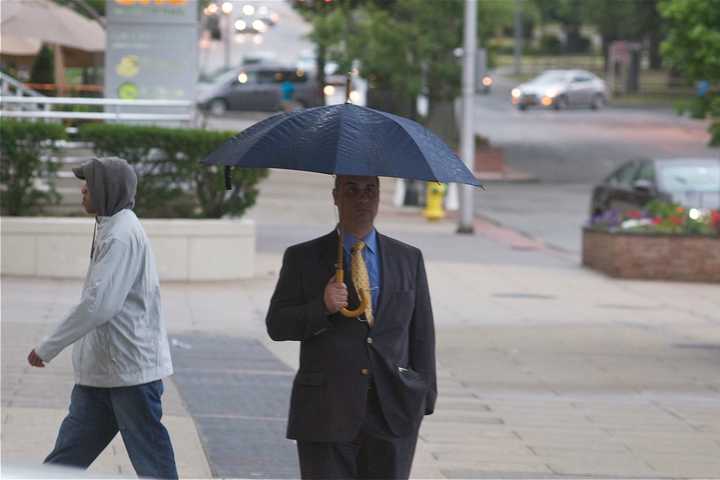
[199,68,241,85]
[532,71,570,84]
[657,162,720,193]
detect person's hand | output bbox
[27,349,45,368]
[323,274,348,314]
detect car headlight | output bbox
[511,88,521,98]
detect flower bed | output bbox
[583,201,720,282]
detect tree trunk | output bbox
[648,29,663,70]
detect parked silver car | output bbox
[511,69,608,111]
[197,64,323,115]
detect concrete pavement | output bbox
[2,169,720,478]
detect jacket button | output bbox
[360,368,369,376]
[366,337,373,344]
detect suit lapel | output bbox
[318,230,338,277]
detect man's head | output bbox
[333,175,380,237]
[80,182,96,214]
[73,157,137,217]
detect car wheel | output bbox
[517,104,527,111]
[590,94,604,110]
[553,95,568,110]
[208,99,227,116]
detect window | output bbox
[607,162,638,186]
[657,162,720,193]
[634,161,656,183]
[257,70,277,84]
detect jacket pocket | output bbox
[295,372,325,386]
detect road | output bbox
[475,71,716,183]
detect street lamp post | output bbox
[221,1,233,70]
[458,0,477,234]
[513,0,523,76]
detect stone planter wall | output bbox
[1,217,255,281]
[474,147,505,173]
[582,228,720,283]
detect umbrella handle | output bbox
[336,267,369,318]
[336,231,368,318]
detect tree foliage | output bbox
[660,0,720,145]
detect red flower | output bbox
[669,215,683,225]
[626,210,643,219]
[676,206,685,214]
[711,210,720,227]
[652,216,662,225]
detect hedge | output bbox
[0,120,66,216]
[0,121,267,219]
[77,123,267,219]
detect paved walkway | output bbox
[2,169,720,478]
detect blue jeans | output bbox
[44,380,177,479]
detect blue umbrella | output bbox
[203,103,481,188]
[203,102,481,320]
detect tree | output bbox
[30,45,55,86]
[583,0,664,70]
[294,0,513,145]
[659,0,720,145]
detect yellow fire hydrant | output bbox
[423,182,446,221]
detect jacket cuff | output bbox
[34,341,58,363]
[304,298,334,338]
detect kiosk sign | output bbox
[105,0,198,103]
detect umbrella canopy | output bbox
[203,103,481,187]
[0,0,104,52]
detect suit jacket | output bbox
[266,230,437,442]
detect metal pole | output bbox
[458,0,477,234]
[513,0,523,76]
[224,10,232,69]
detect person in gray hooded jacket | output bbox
[27,157,177,479]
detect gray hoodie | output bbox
[37,157,173,387]
[72,157,137,216]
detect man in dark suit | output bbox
[266,175,437,479]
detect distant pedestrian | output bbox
[27,157,177,479]
[281,78,298,111]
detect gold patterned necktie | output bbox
[351,240,374,327]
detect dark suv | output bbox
[197,64,323,114]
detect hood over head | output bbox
[73,157,137,216]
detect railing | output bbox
[0,96,197,125]
[0,71,45,98]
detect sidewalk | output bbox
[2,169,720,478]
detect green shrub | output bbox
[0,120,66,215]
[77,123,267,218]
[538,34,563,55]
[30,45,54,86]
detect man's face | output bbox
[80,183,96,214]
[333,175,379,231]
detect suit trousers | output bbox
[296,385,420,480]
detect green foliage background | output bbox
[0,120,66,216]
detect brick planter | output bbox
[582,228,720,283]
[474,147,505,173]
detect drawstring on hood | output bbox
[73,157,137,258]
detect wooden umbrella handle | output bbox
[336,231,367,318]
